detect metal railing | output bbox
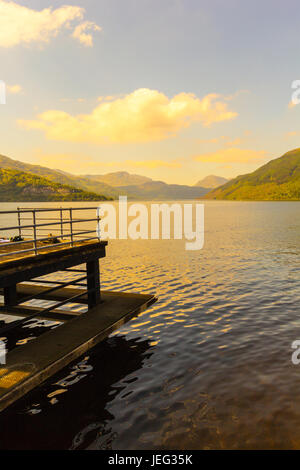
[0,206,101,259]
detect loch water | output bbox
[0,200,300,450]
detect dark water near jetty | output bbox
[0,201,300,450]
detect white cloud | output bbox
[72,21,101,47]
[19,88,238,144]
[0,1,101,48]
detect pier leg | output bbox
[3,284,17,307]
[86,260,101,309]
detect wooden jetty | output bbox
[0,207,157,412]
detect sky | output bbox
[0,0,300,185]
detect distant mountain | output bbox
[114,181,209,200]
[205,148,300,200]
[83,171,209,198]
[0,168,110,201]
[0,154,209,200]
[83,171,152,187]
[195,175,228,188]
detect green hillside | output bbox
[0,154,118,198]
[205,148,300,200]
[0,154,209,200]
[0,168,111,201]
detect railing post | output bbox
[69,208,74,246]
[32,210,38,255]
[86,259,101,308]
[17,207,22,239]
[96,207,101,240]
[60,207,63,239]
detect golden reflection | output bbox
[0,370,30,389]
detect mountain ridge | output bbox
[83,171,152,187]
[0,154,209,200]
[194,175,228,188]
[205,148,300,200]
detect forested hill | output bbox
[0,168,111,201]
[205,148,300,200]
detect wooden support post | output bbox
[86,260,101,309]
[3,284,17,307]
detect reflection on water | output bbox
[0,200,300,449]
[0,336,153,450]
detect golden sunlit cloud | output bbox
[286,131,300,137]
[71,21,101,46]
[288,101,297,109]
[194,147,267,163]
[19,88,238,144]
[0,1,101,47]
[7,84,22,94]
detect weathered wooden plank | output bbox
[0,304,79,323]
[0,289,157,412]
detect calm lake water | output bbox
[0,200,300,450]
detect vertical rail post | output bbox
[96,206,101,240]
[69,208,74,247]
[60,207,63,239]
[86,260,101,309]
[32,209,38,255]
[17,207,22,239]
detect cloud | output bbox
[0,1,101,48]
[288,100,297,109]
[7,84,22,94]
[193,147,267,163]
[71,21,101,47]
[285,131,300,138]
[19,88,237,144]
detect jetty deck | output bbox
[0,207,157,412]
[0,287,155,412]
